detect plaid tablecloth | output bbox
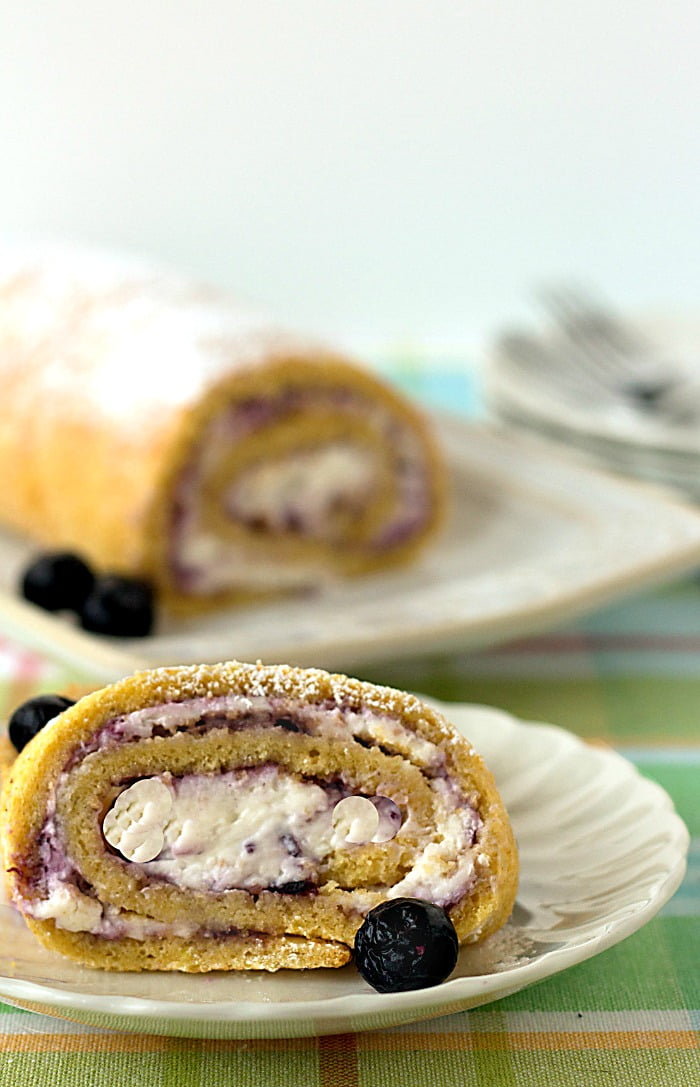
[0,363,697,1086]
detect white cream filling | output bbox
[135,767,341,892]
[102,778,173,862]
[107,694,444,772]
[387,780,484,903]
[31,880,104,933]
[227,442,376,535]
[27,883,202,940]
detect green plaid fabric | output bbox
[0,363,697,1086]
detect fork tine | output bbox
[495,328,611,400]
[541,284,634,346]
[539,283,649,386]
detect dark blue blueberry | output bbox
[268,881,313,894]
[9,694,75,752]
[79,575,155,637]
[21,552,95,612]
[354,898,459,993]
[275,718,301,732]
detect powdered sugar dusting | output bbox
[0,242,323,431]
[456,922,538,976]
[124,661,442,735]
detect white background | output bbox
[1,2,699,356]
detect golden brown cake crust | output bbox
[23,921,352,972]
[0,735,15,793]
[0,661,518,973]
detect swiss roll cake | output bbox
[0,245,445,613]
[0,661,518,975]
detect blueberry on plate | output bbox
[21,552,95,612]
[354,898,459,993]
[79,575,155,638]
[8,694,75,752]
[267,880,313,894]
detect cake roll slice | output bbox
[0,661,518,973]
[0,245,445,613]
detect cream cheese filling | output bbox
[122,766,342,892]
[227,442,377,535]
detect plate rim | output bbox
[0,701,689,1034]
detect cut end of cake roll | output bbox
[157,353,447,612]
[0,661,518,975]
[0,247,447,614]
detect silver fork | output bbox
[494,286,658,404]
[539,285,700,422]
[494,328,612,403]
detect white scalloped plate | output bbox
[2,416,700,683]
[0,701,688,1038]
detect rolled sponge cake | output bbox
[0,245,445,612]
[0,661,518,973]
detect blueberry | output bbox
[79,575,155,637]
[354,898,459,993]
[268,881,313,894]
[8,694,75,752]
[275,718,301,733]
[21,552,95,612]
